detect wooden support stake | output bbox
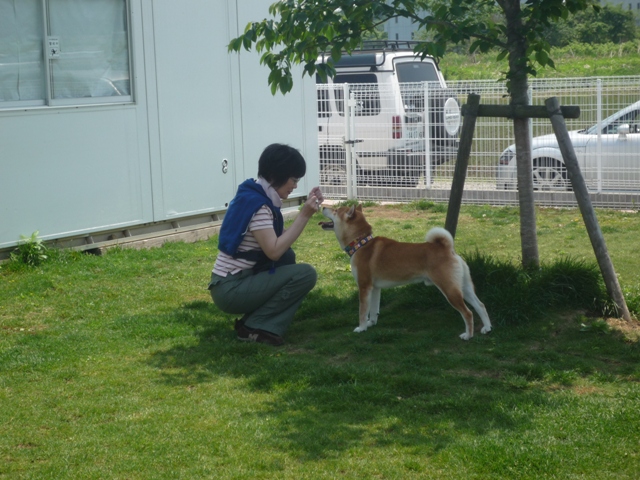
[445,94,480,238]
[545,97,631,321]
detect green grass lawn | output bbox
[1,204,639,479]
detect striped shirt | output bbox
[213,205,275,277]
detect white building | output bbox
[0,0,317,257]
[384,16,420,41]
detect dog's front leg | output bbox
[354,286,372,332]
[367,287,381,328]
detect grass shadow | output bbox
[146,277,640,461]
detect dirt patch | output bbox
[606,317,640,342]
[361,204,432,221]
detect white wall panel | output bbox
[148,0,237,218]
[235,1,319,194]
[0,107,148,247]
[0,0,318,250]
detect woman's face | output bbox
[275,177,300,199]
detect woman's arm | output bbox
[253,188,323,260]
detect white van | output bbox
[317,41,461,187]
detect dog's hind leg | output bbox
[355,285,373,333]
[367,287,381,328]
[463,286,492,335]
[460,260,492,335]
[438,285,475,340]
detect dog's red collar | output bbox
[344,234,374,257]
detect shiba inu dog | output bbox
[319,204,492,340]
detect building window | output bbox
[0,0,132,109]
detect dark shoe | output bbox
[234,318,284,347]
[234,317,247,333]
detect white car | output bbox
[497,100,640,191]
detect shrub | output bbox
[10,231,49,267]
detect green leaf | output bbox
[228,37,243,52]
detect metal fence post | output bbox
[343,83,357,200]
[424,81,432,188]
[597,78,603,193]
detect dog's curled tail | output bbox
[425,227,454,251]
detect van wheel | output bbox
[430,91,461,140]
[378,152,422,187]
[319,146,348,186]
[532,158,569,191]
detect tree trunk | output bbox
[513,116,539,268]
[503,0,540,268]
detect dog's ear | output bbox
[356,204,363,213]
[347,205,356,218]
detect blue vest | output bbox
[217,179,283,257]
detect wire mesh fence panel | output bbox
[318,76,640,209]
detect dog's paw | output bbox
[459,332,471,341]
[481,326,492,334]
[366,319,377,327]
[354,326,368,333]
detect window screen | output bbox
[0,0,45,104]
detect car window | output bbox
[602,109,640,134]
[333,73,381,117]
[587,107,640,135]
[395,62,439,83]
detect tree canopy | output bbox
[229,0,599,95]
[543,4,637,46]
[228,0,603,269]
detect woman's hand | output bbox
[302,186,324,216]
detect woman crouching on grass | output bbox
[208,143,324,346]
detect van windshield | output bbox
[396,62,439,83]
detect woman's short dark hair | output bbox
[257,143,306,188]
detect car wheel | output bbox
[532,158,569,191]
[320,160,347,186]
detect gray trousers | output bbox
[208,263,317,336]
